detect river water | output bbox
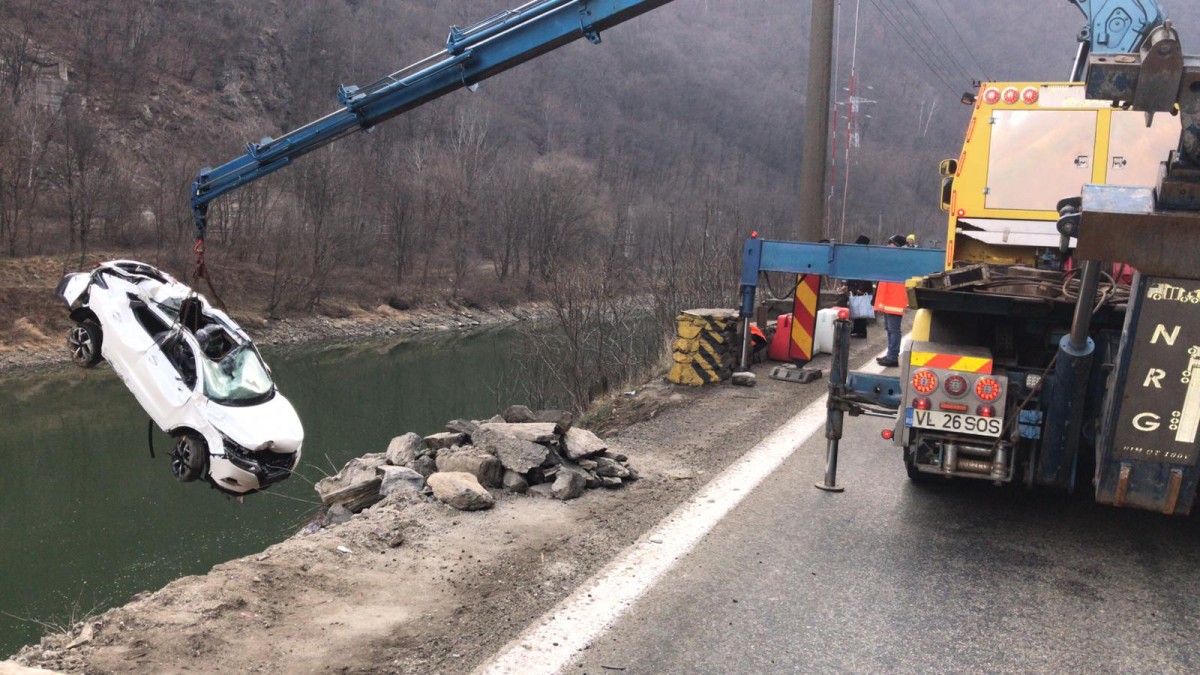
[0,326,551,655]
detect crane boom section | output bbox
[1069,0,1163,54]
[190,0,673,238]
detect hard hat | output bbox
[906,234,916,242]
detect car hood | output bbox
[205,394,304,453]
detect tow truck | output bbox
[740,0,1200,515]
[183,0,1200,514]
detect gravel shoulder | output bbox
[9,331,889,674]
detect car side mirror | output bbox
[940,177,954,213]
[939,158,958,177]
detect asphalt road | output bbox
[572,389,1200,674]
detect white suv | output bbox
[56,260,304,496]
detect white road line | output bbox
[478,347,893,675]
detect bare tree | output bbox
[53,106,116,266]
[0,98,55,256]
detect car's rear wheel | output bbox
[67,320,103,368]
[170,433,207,483]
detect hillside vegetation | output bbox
[2,0,1198,340]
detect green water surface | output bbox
[0,327,529,655]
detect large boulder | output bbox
[563,428,607,460]
[473,427,548,474]
[318,453,387,489]
[479,422,558,444]
[386,433,423,467]
[534,409,574,434]
[427,472,494,511]
[412,455,438,478]
[501,404,536,423]
[502,470,529,494]
[594,456,631,479]
[315,453,388,511]
[424,432,467,451]
[436,447,504,488]
[317,478,384,512]
[550,471,587,501]
[377,465,426,496]
[445,419,480,437]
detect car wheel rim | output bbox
[171,439,195,480]
[69,327,93,364]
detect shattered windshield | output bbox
[201,346,275,405]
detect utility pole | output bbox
[798,0,837,243]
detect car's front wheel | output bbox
[67,320,103,368]
[170,434,207,483]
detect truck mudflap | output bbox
[1095,274,1200,515]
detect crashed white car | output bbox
[56,260,303,496]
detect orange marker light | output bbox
[912,370,939,395]
[975,376,1002,402]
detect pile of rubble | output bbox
[314,405,638,515]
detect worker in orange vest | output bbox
[875,234,908,368]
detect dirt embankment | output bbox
[7,331,890,674]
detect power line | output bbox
[894,0,978,85]
[864,0,961,97]
[870,0,963,92]
[930,0,993,81]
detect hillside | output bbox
[2,0,1198,347]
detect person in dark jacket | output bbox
[847,235,874,338]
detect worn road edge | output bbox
[478,347,892,675]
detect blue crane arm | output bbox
[1069,0,1163,53]
[1068,0,1164,80]
[190,0,673,239]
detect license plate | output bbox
[905,409,1003,437]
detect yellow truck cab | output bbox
[896,82,1185,494]
[939,83,1180,269]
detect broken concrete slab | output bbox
[473,427,548,474]
[563,427,607,460]
[386,433,423,467]
[478,422,558,444]
[427,472,494,511]
[435,447,503,488]
[377,465,426,496]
